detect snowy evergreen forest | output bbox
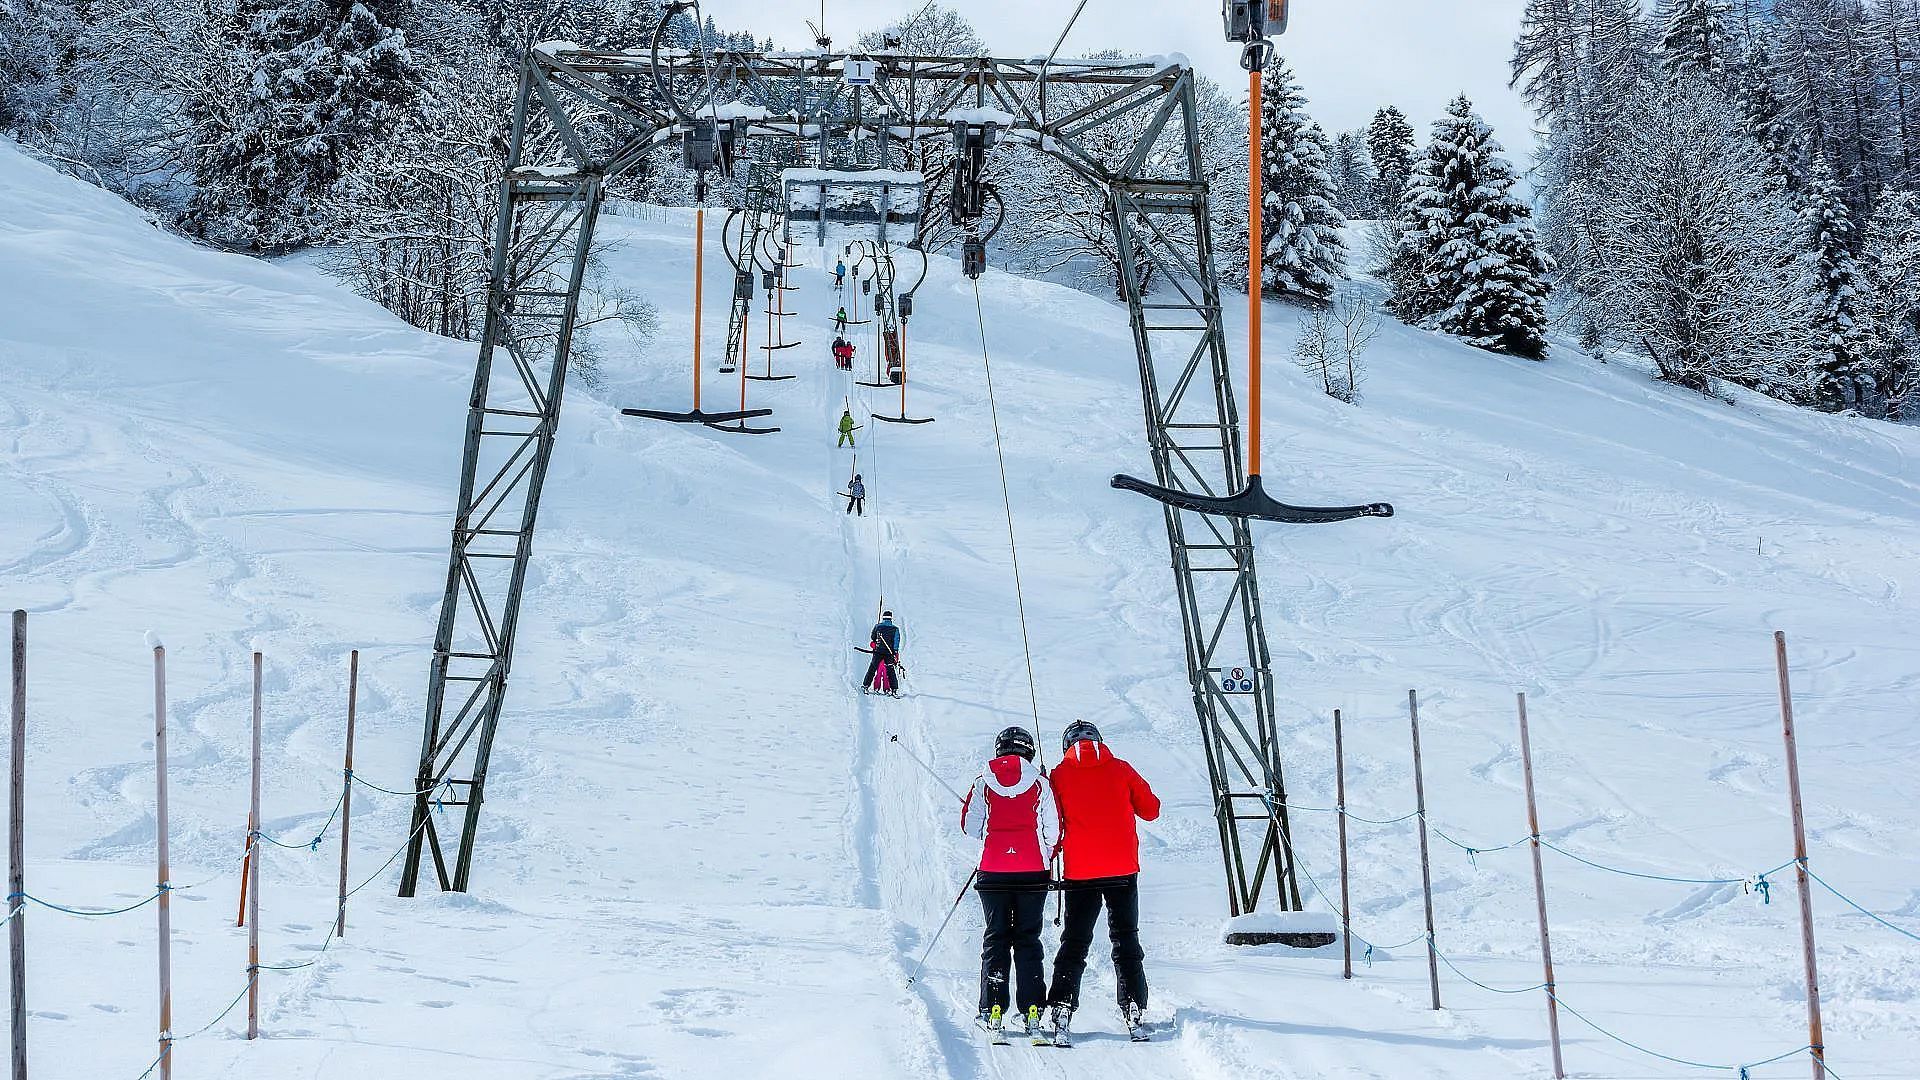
[2,0,1916,419]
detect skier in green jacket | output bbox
[837,409,857,448]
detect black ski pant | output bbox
[845,495,864,515]
[977,874,1050,1015]
[1047,875,1146,1012]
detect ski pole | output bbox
[906,868,978,987]
[886,733,964,802]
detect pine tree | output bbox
[1390,95,1552,359]
[1365,106,1416,220]
[1738,41,1805,191]
[1802,158,1876,411]
[1660,0,1734,80]
[189,0,422,250]
[1330,129,1375,218]
[1258,61,1348,304]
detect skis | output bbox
[978,1006,1010,1046]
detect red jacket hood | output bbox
[987,754,1032,789]
[1064,740,1108,765]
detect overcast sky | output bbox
[699,0,1540,154]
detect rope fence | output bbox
[0,624,456,1079]
[1277,669,1911,1080]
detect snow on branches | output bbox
[1388,95,1551,359]
[1258,59,1347,305]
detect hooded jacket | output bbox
[1050,740,1160,880]
[960,754,1061,874]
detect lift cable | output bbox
[970,278,1041,733]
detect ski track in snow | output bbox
[2,142,1919,1077]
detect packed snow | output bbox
[2,137,1918,1079]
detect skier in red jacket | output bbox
[959,726,1060,1043]
[1044,720,1161,1044]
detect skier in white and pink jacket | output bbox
[959,726,1060,1039]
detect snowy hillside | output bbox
[3,137,1919,1079]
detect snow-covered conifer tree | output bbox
[1365,105,1415,219]
[1389,95,1551,358]
[1660,0,1734,81]
[1738,41,1805,191]
[189,0,421,250]
[1802,158,1875,411]
[1330,129,1376,219]
[1257,61,1347,304]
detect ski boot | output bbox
[1026,1005,1049,1045]
[977,1005,1009,1046]
[1123,1001,1151,1042]
[1049,1005,1074,1048]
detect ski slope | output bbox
[2,137,1918,1079]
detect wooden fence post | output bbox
[1333,708,1352,980]
[246,651,262,1040]
[151,640,172,1080]
[1774,632,1827,1080]
[1408,689,1441,1010]
[1516,693,1565,1079]
[336,651,358,939]
[10,611,26,1080]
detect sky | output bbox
[699,0,1541,155]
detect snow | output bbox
[3,137,1920,1079]
[531,40,579,58]
[709,100,769,121]
[944,106,1017,127]
[780,167,925,186]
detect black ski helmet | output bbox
[994,726,1036,761]
[1062,719,1103,752]
[880,610,893,619]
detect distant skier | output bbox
[835,306,849,334]
[961,726,1059,1044]
[837,408,857,448]
[846,473,866,516]
[861,610,902,693]
[1043,720,1161,1046]
[834,259,847,287]
[832,335,855,371]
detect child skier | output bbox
[834,259,847,287]
[960,726,1059,1045]
[861,610,902,694]
[846,473,866,516]
[832,336,854,371]
[837,409,857,448]
[834,306,849,334]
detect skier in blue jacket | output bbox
[862,611,903,693]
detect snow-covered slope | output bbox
[2,138,1917,1079]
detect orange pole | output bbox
[693,208,705,412]
[1247,67,1263,479]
